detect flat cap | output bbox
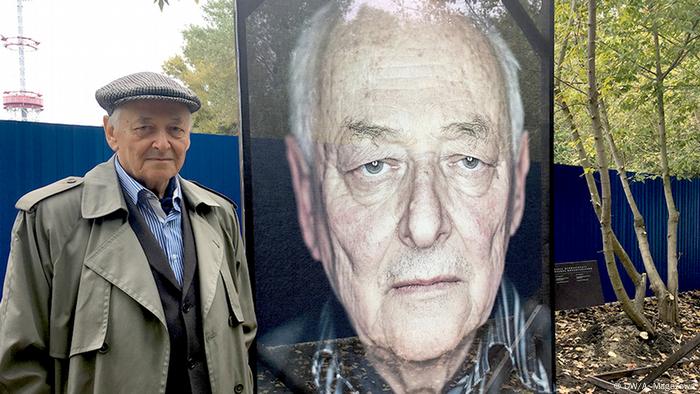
[95,71,201,115]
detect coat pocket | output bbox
[69,266,111,356]
[220,268,244,326]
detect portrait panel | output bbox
[237,1,553,392]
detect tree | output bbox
[555,0,700,328]
[584,0,655,333]
[163,0,239,134]
[556,1,700,178]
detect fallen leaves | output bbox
[556,289,700,392]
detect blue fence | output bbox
[0,120,241,296]
[4,122,697,306]
[554,164,700,302]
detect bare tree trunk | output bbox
[587,0,655,334]
[635,273,648,312]
[599,99,668,307]
[556,93,644,292]
[652,25,679,326]
[554,2,647,312]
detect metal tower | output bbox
[2,0,43,121]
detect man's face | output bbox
[104,100,191,196]
[289,8,529,362]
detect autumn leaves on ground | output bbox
[556,290,700,393]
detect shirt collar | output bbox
[114,155,182,207]
[312,279,552,393]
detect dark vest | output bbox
[125,196,211,394]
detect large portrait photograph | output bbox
[237,0,553,392]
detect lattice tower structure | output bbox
[2,0,43,121]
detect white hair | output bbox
[108,107,121,128]
[288,1,524,164]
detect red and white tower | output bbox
[2,0,43,121]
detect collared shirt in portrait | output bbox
[310,279,553,394]
[114,156,185,285]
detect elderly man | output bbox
[0,72,255,394]
[278,1,551,392]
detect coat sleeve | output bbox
[0,211,53,394]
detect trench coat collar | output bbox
[80,156,225,323]
[179,178,221,212]
[81,156,221,219]
[81,156,127,219]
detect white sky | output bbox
[0,0,207,126]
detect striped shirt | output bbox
[311,279,553,393]
[114,157,185,286]
[448,282,552,393]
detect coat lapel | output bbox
[79,157,166,326]
[125,196,182,291]
[180,179,224,319]
[188,211,224,319]
[78,160,226,326]
[180,206,197,299]
[83,222,167,326]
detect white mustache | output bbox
[385,246,471,285]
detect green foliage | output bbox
[163,0,238,134]
[555,0,700,179]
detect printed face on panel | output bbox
[240,1,551,392]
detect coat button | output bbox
[228,315,236,327]
[234,384,244,393]
[98,343,109,354]
[182,303,192,313]
[187,357,197,370]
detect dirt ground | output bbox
[556,290,700,393]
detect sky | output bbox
[0,0,208,126]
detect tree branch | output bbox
[661,20,700,80]
[555,75,588,96]
[597,40,656,78]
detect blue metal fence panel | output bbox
[5,123,698,305]
[555,164,700,302]
[0,120,240,296]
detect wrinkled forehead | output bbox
[313,3,509,145]
[328,1,494,57]
[325,9,498,75]
[342,0,471,22]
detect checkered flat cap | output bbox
[95,71,201,115]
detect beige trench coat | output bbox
[0,159,256,394]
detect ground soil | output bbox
[556,290,700,393]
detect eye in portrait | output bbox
[238,1,552,392]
